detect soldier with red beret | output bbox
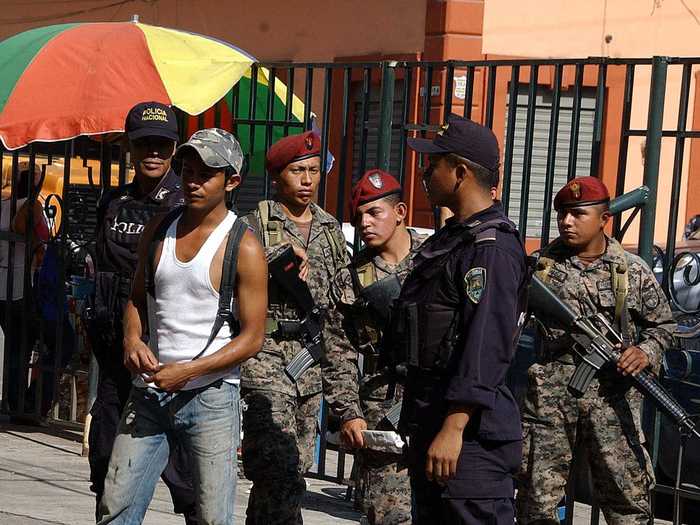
[324,169,426,524]
[516,177,675,524]
[239,131,355,524]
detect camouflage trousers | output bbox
[241,388,321,525]
[353,448,411,525]
[516,362,654,525]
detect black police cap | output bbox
[125,101,179,142]
[407,114,500,172]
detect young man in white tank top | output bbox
[98,128,268,525]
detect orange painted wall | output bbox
[686,71,700,224]
[0,1,427,62]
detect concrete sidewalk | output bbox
[0,423,360,524]
[0,423,675,524]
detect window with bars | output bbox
[504,85,597,238]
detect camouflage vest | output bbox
[256,200,346,334]
[256,200,345,259]
[536,239,629,331]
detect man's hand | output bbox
[143,362,193,392]
[291,244,309,281]
[617,345,650,376]
[426,425,463,484]
[123,337,159,376]
[340,418,367,449]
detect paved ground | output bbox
[0,423,360,524]
[0,423,676,524]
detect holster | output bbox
[83,271,130,368]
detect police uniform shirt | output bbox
[95,169,183,278]
[400,202,527,442]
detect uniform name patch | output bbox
[464,267,486,304]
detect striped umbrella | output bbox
[0,21,303,150]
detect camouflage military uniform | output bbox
[240,200,353,525]
[326,229,425,525]
[516,237,675,525]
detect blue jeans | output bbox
[97,382,239,525]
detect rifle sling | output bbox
[195,218,247,360]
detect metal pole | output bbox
[639,56,668,267]
[377,61,397,172]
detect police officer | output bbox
[88,101,196,523]
[516,177,675,525]
[394,115,528,524]
[240,131,355,524]
[325,169,425,525]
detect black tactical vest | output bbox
[390,218,518,374]
[93,170,183,325]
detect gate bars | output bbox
[0,57,698,503]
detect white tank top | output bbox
[137,210,240,390]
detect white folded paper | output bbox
[361,430,406,454]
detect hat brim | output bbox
[127,126,179,142]
[555,198,610,211]
[290,152,321,163]
[406,137,452,154]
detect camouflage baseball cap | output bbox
[176,128,244,174]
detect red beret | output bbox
[266,131,321,174]
[350,169,402,217]
[554,176,610,211]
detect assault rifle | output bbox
[268,245,327,382]
[379,186,654,432]
[529,275,700,440]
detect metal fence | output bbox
[1,56,699,520]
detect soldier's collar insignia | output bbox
[464,267,486,304]
[368,171,384,189]
[437,123,449,136]
[570,181,581,199]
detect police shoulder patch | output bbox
[464,267,486,304]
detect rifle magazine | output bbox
[284,349,316,382]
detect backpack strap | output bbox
[608,246,630,340]
[322,224,345,263]
[258,201,284,247]
[354,261,377,288]
[192,217,248,360]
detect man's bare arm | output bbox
[122,215,163,376]
[146,230,268,390]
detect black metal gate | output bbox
[1,56,700,521]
